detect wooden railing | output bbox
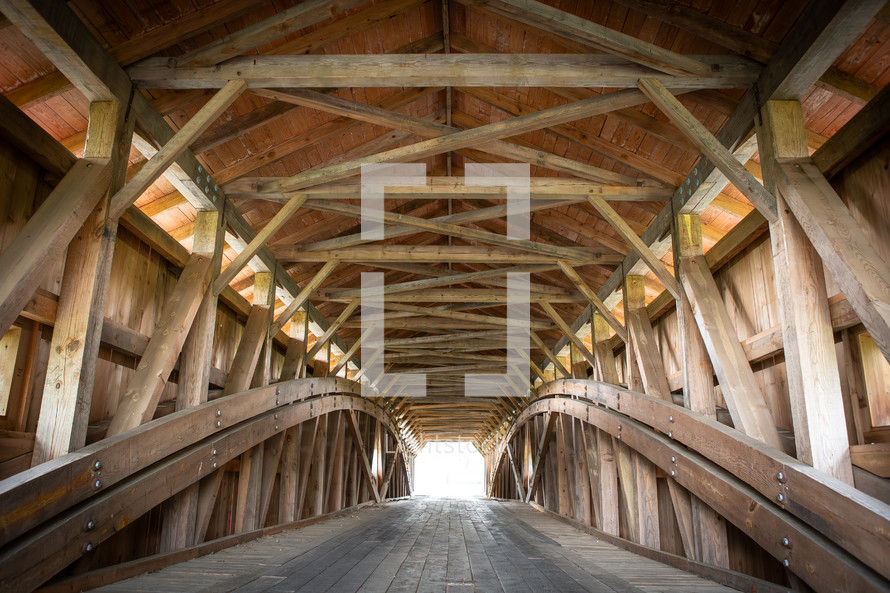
[487,379,890,593]
[0,378,410,593]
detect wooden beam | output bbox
[172,0,368,67]
[776,160,890,366]
[525,411,558,502]
[253,87,641,187]
[107,80,246,220]
[212,194,309,295]
[538,302,597,370]
[259,88,658,194]
[223,273,275,396]
[304,299,360,362]
[31,100,131,466]
[227,177,672,201]
[273,245,621,265]
[557,261,627,342]
[0,93,75,176]
[586,194,680,299]
[127,54,760,90]
[638,78,778,222]
[676,216,783,450]
[812,82,890,179]
[467,0,709,75]
[347,411,381,503]
[106,251,214,436]
[305,200,602,262]
[257,432,286,526]
[278,425,301,523]
[758,100,854,484]
[0,158,110,339]
[624,276,673,401]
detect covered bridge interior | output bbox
[0,0,889,591]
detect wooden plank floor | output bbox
[92,498,735,593]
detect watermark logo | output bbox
[359,163,531,399]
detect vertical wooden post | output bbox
[634,452,660,548]
[223,272,275,395]
[232,273,276,532]
[296,417,319,518]
[595,427,619,536]
[307,414,328,516]
[556,414,574,517]
[593,313,620,384]
[278,424,302,523]
[257,431,286,526]
[674,214,783,449]
[758,100,854,484]
[621,276,644,392]
[673,215,729,567]
[572,418,592,525]
[234,442,264,532]
[160,210,224,552]
[32,100,132,465]
[625,275,672,401]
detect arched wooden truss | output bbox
[485,379,890,593]
[0,378,412,593]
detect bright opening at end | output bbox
[413,441,485,497]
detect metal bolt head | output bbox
[616,435,621,440]
[669,415,674,422]
[212,462,218,469]
[782,559,790,567]
[776,471,785,481]
[671,456,676,463]
[216,420,222,428]
[275,425,279,430]
[217,409,222,417]
[86,520,95,530]
[212,449,217,456]
[83,542,94,553]
[93,480,102,489]
[668,431,673,438]
[670,470,675,476]
[777,493,785,502]
[274,413,279,419]
[93,460,101,470]
[782,537,791,547]
[617,425,622,431]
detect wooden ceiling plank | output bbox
[463,0,711,76]
[111,0,263,66]
[172,0,370,68]
[127,54,761,89]
[191,100,298,154]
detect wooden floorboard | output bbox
[91,498,736,593]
